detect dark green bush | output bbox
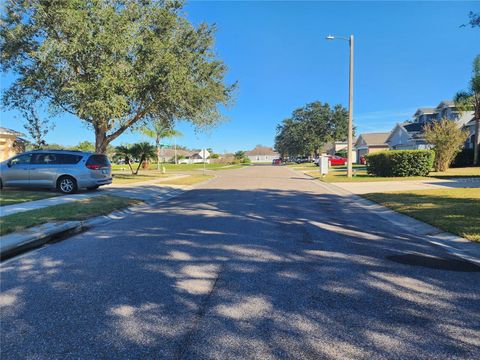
[451,148,480,167]
[365,150,434,177]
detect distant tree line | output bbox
[274,101,349,158]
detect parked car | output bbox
[328,155,347,166]
[295,157,310,164]
[0,150,112,194]
[272,158,282,165]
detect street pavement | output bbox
[1,165,479,359]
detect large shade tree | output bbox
[1,0,235,153]
[274,101,349,158]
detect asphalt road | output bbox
[1,165,479,359]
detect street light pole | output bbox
[347,34,354,178]
[326,34,354,178]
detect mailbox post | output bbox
[319,155,329,177]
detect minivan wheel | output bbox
[57,176,78,194]
[86,185,99,191]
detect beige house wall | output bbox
[0,134,24,161]
[368,146,389,154]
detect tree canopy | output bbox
[1,0,235,153]
[274,101,349,158]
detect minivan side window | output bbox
[31,153,57,165]
[31,153,83,165]
[10,154,32,166]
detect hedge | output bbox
[365,150,435,177]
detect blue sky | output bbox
[1,1,479,153]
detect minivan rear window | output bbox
[86,155,111,167]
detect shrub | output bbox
[451,148,480,167]
[424,118,470,171]
[335,150,348,158]
[366,150,435,177]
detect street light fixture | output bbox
[326,34,354,178]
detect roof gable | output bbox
[0,127,25,137]
[355,132,390,146]
[245,146,278,156]
[414,108,436,116]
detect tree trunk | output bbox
[156,136,160,171]
[474,117,479,166]
[134,155,144,175]
[94,125,109,154]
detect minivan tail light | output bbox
[86,164,101,170]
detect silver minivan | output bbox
[0,150,112,194]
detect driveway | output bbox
[1,166,479,359]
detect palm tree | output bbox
[115,145,135,174]
[130,142,157,175]
[454,55,480,165]
[140,118,183,169]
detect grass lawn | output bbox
[0,195,140,236]
[159,174,214,186]
[0,190,59,207]
[287,162,316,168]
[210,164,250,171]
[363,188,480,242]
[111,163,237,172]
[112,171,172,184]
[430,166,480,178]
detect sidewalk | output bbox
[0,175,188,217]
[329,177,480,194]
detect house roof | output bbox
[435,100,454,109]
[160,148,191,157]
[465,118,477,127]
[355,132,390,147]
[403,122,424,133]
[414,108,436,116]
[0,127,25,137]
[245,146,278,156]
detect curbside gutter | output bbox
[0,221,85,260]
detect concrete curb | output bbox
[289,167,480,266]
[0,187,187,261]
[0,221,85,260]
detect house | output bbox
[354,133,390,160]
[157,148,191,163]
[464,118,478,150]
[387,101,474,150]
[323,140,357,162]
[245,146,279,163]
[178,149,211,164]
[0,127,27,161]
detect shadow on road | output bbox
[1,187,479,359]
